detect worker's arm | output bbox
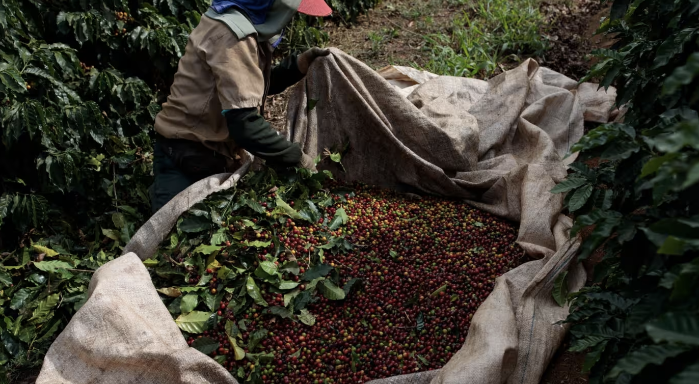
[268,54,304,96]
[268,48,331,95]
[225,108,315,169]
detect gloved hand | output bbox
[297,47,330,75]
[298,152,317,172]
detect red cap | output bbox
[297,0,332,17]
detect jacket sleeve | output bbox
[268,54,305,96]
[225,108,302,166]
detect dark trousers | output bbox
[150,135,228,213]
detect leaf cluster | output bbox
[550,1,699,382]
[150,167,362,382]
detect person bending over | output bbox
[150,0,332,212]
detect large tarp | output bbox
[37,50,615,384]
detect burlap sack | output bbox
[37,50,615,384]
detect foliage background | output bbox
[554,0,699,383]
[3,0,698,382]
[0,0,376,379]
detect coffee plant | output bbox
[0,0,379,379]
[553,0,699,382]
[0,0,201,378]
[150,166,523,383]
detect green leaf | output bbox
[653,119,699,153]
[552,271,569,307]
[258,261,278,276]
[37,319,62,343]
[33,260,74,274]
[284,289,300,306]
[0,194,12,228]
[329,207,348,230]
[298,309,316,326]
[306,277,324,291]
[417,354,430,367]
[550,177,588,194]
[594,189,614,210]
[307,98,318,111]
[293,291,313,311]
[197,274,212,287]
[663,53,699,95]
[0,63,27,94]
[1,331,21,357]
[653,28,698,69]
[228,336,246,360]
[582,339,608,373]
[646,312,699,345]
[342,278,362,296]
[112,212,127,229]
[568,184,593,212]
[568,335,608,352]
[430,284,447,297]
[0,270,12,287]
[330,153,341,163]
[318,280,346,300]
[180,293,199,313]
[416,312,424,331]
[193,244,220,255]
[264,306,293,319]
[247,328,268,351]
[223,321,239,342]
[658,236,687,255]
[682,161,699,189]
[210,228,227,246]
[278,280,300,290]
[608,344,690,378]
[302,264,333,281]
[301,200,321,223]
[244,198,265,214]
[246,276,268,307]
[641,153,681,178]
[279,261,300,275]
[169,233,179,249]
[142,258,158,268]
[243,240,272,248]
[102,228,121,241]
[175,311,211,334]
[670,361,699,384]
[179,215,211,233]
[10,288,32,310]
[275,197,303,220]
[30,293,60,322]
[28,273,46,285]
[191,337,219,355]
[31,244,59,257]
[609,0,630,20]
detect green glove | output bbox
[225,108,302,167]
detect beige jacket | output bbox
[154,15,273,161]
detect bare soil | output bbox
[539,0,610,80]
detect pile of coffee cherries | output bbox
[186,184,523,383]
